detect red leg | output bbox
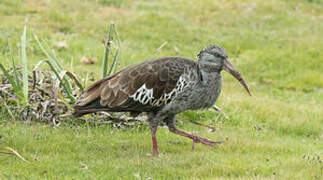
[188,119,216,132]
[150,126,159,154]
[168,124,223,146]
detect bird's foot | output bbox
[191,136,223,150]
[168,125,223,150]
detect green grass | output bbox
[0,0,322,179]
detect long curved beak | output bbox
[223,59,252,96]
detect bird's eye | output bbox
[213,54,222,58]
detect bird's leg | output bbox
[166,116,223,147]
[168,124,221,146]
[150,125,159,154]
[187,119,216,132]
[147,112,159,155]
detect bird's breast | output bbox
[200,74,222,108]
[175,73,222,110]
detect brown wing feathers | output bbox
[73,57,197,116]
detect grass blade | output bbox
[108,23,121,76]
[102,43,109,78]
[33,34,62,72]
[3,146,28,163]
[150,41,168,57]
[21,18,28,105]
[8,37,21,90]
[102,22,114,78]
[59,70,84,92]
[50,47,63,71]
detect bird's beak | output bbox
[223,59,252,96]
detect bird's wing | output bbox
[74,56,197,114]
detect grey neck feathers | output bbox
[197,62,221,85]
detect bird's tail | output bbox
[73,99,104,117]
[73,77,110,117]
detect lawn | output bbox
[0,0,322,179]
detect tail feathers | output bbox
[74,77,108,107]
[73,69,127,117]
[73,99,103,117]
[73,77,111,117]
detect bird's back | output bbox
[73,56,199,117]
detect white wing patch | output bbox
[129,76,192,106]
[129,84,153,105]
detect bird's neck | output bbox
[194,62,222,108]
[197,62,222,83]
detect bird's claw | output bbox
[191,136,223,150]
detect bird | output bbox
[73,44,252,154]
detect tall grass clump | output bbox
[0,22,136,127]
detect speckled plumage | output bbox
[73,44,251,154]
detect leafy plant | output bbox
[0,18,29,106]
[33,35,79,103]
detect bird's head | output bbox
[197,44,252,96]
